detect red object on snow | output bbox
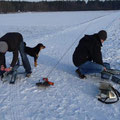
[43,78,54,85]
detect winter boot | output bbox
[76,69,86,79]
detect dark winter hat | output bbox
[98,30,107,41]
[0,41,8,53]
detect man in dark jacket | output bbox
[73,30,107,79]
[0,32,32,77]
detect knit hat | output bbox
[0,41,8,53]
[98,30,107,41]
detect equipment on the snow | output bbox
[36,78,54,87]
[101,69,120,84]
[111,75,120,84]
[106,69,120,75]
[1,60,20,84]
[97,82,120,104]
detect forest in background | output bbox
[0,0,120,13]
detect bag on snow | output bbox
[97,82,120,104]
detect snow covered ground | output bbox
[0,11,120,120]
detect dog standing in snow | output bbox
[25,43,45,67]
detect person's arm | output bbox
[0,53,6,67]
[92,44,104,65]
[10,50,18,67]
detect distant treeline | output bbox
[0,0,120,13]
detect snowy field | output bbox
[0,11,120,120]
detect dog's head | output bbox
[37,43,46,50]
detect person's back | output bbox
[0,32,23,52]
[73,33,103,67]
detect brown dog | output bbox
[25,43,45,67]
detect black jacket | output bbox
[73,34,103,67]
[0,32,23,67]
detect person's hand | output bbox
[0,65,12,72]
[104,67,107,71]
[4,67,12,72]
[0,65,5,71]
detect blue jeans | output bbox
[78,61,104,75]
[101,63,111,79]
[19,41,31,74]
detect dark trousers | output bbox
[19,41,31,74]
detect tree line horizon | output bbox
[0,0,120,13]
